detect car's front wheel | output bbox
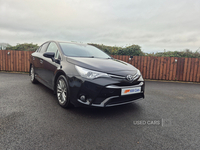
[30,65,37,83]
[56,75,71,108]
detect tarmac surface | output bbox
[0,72,200,150]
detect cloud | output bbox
[0,0,200,52]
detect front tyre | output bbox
[56,75,71,108]
[30,65,37,84]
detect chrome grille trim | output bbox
[108,74,125,79]
[92,96,119,107]
[106,82,143,89]
[78,96,143,107]
[108,72,140,82]
[105,98,143,107]
[78,96,119,107]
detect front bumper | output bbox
[69,76,145,107]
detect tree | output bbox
[123,45,144,56]
[88,43,144,56]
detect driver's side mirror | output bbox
[43,52,55,59]
[43,52,60,64]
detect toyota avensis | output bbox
[30,41,145,108]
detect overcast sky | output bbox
[0,0,200,53]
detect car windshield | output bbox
[59,42,111,58]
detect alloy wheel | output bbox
[31,65,34,82]
[57,78,67,105]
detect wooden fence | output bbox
[111,55,200,82]
[0,50,199,82]
[0,50,33,73]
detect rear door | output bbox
[32,42,49,81]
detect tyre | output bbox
[56,75,72,108]
[30,65,38,84]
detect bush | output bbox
[148,49,200,58]
[6,43,39,51]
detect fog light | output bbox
[80,95,86,102]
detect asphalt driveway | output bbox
[0,72,200,150]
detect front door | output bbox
[42,42,61,88]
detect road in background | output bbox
[0,72,200,149]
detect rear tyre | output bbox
[30,65,38,84]
[56,75,72,108]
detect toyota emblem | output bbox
[126,75,133,81]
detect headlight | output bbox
[75,66,110,79]
[137,69,144,81]
[137,69,141,76]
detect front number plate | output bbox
[121,87,141,95]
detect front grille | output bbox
[114,81,141,86]
[92,81,144,105]
[106,93,144,106]
[99,88,120,97]
[93,88,121,104]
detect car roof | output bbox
[46,40,88,46]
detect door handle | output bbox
[40,59,43,64]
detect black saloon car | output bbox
[30,41,145,108]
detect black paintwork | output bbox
[30,41,145,107]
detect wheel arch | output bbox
[53,70,68,94]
